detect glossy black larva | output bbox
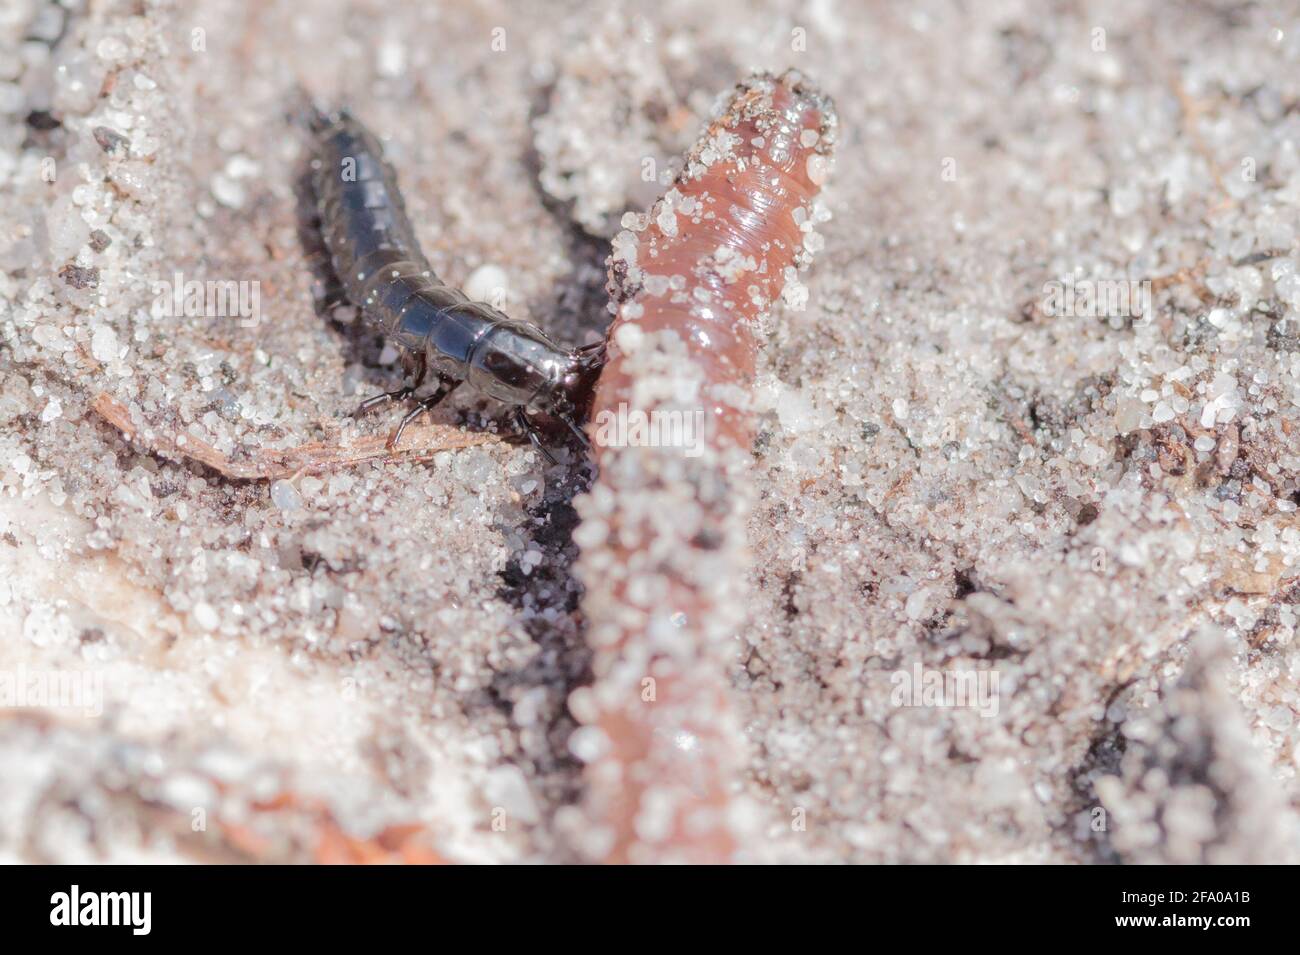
[308,110,603,460]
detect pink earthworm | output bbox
[570,70,836,863]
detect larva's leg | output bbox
[354,352,427,417]
[386,378,460,449]
[558,414,590,450]
[514,407,557,465]
[318,286,350,313]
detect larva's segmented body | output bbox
[310,112,601,455]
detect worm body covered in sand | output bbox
[570,70,836,863]
[598,69,836,448]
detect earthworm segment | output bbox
[570,70,836,863]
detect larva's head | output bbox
[465,322,605,418]
[537,344,606,419]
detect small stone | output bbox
[25,110,60,131]
[464,264,508,304]
[93,125,130,155]
[211,173,246,209]
[46,196,90,260]
[1079,442,1108,466]
[377,41,407,77]
[192,601,220,631]
[270,480,301,511]
[90,325,119,362]
[95,36,129,62]
[59,264,99,289]
[27,5,65,43]
[484,765,540,824]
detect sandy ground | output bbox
[2,0,1300,863]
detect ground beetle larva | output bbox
[309,110,604,461]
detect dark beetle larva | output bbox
[309,111,603,458]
